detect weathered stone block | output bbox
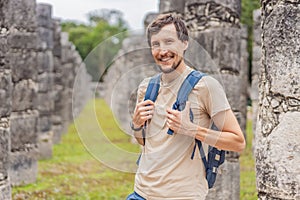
[52,124,63,144]
[253,9,262,45]
[159,0,185,14]
[38,72,53,92]
[0,0,11,28]
[263,4,300,99]
[0,35,8,58]
[61,46,74,64]
[37,51,54,73]
[52,44,62,58]
[256,112,300,199]
[38,130,53,159]
[62,63,75,88]
[9,0,37,31]
[211,73,242,112]
[190,27,242,74]
[10,111,38,151]
[10,50,37,82]
[0,126,10,181]
[252,45,262,62]
[37,92,54,115]
[0,181,11,200]
[52,19,62,58]
[12,79,38,111]
[37,27,54,49]
[251,60,261,76]
[185,0,241,17]
[51,115,62,125]
[206,160,240,200]
[36,3,53,29]
[53,56,62,73]
[144,13,158,30]
[0,71,12,117]
[9,149,38,186]
[37,115,51,132]
[8,32,39,50]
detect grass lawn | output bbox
[12,98,257,199]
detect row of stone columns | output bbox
[0,0,92,199]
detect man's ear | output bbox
[183,40,188,50]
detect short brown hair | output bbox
[146,13,189,47]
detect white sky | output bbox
[36,0,159,29]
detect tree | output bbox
[62,9,128,81]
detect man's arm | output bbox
[166,102,246,153]
[196,109,245,152]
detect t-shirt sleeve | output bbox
[196,76,231,117]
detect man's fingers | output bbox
[137,105,154,112]
[140,110,154,116]
[141,115,153,120]
[139,100,154,106]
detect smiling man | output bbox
[127,13,245,200]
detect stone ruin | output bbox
[0,0,92,199]
[103,0,248,199]
[251,8,262,151]
[0,0,298,199]
[255,0,300,199]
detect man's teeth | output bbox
[161,57,171,62]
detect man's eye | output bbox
[166,39,173,44]
[152,43,159,48]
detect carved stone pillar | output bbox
[256,1,300,199]
[0,0,12,198]
[184,0,246,199]
[8,0,39,186]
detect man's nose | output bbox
[159,47,168,55]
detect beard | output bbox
[158,57,183,74]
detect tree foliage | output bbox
[62,9,128,81]
[241,0,261,83]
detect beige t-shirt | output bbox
[134,67,230,200]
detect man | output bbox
[127,13,245,200]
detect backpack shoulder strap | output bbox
[144,73,161,102]
[167,70,206,135]
[139,73,161,146]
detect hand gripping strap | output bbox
[142,73,161,144]
[136,74,161,166]
[167,71,206,135]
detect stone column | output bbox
[36,3,54,159]
[255,1,300,199]
[52,19,65,144]
[184,0,246,199]
[159,0,186,14]
[60,32,77,130]
[103,28,158,133]
[251,9,262,151]
[0,0,12,198]
[8,0,39,186]
[72,58,93,119]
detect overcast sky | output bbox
[36,0,159,29]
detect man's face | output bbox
[150,24,188,73]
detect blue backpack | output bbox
[139,70,225,189]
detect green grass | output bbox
[12,98,257,199]
[240,117,258,199]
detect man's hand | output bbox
[166,101,198,137]
[132,100,155,128]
